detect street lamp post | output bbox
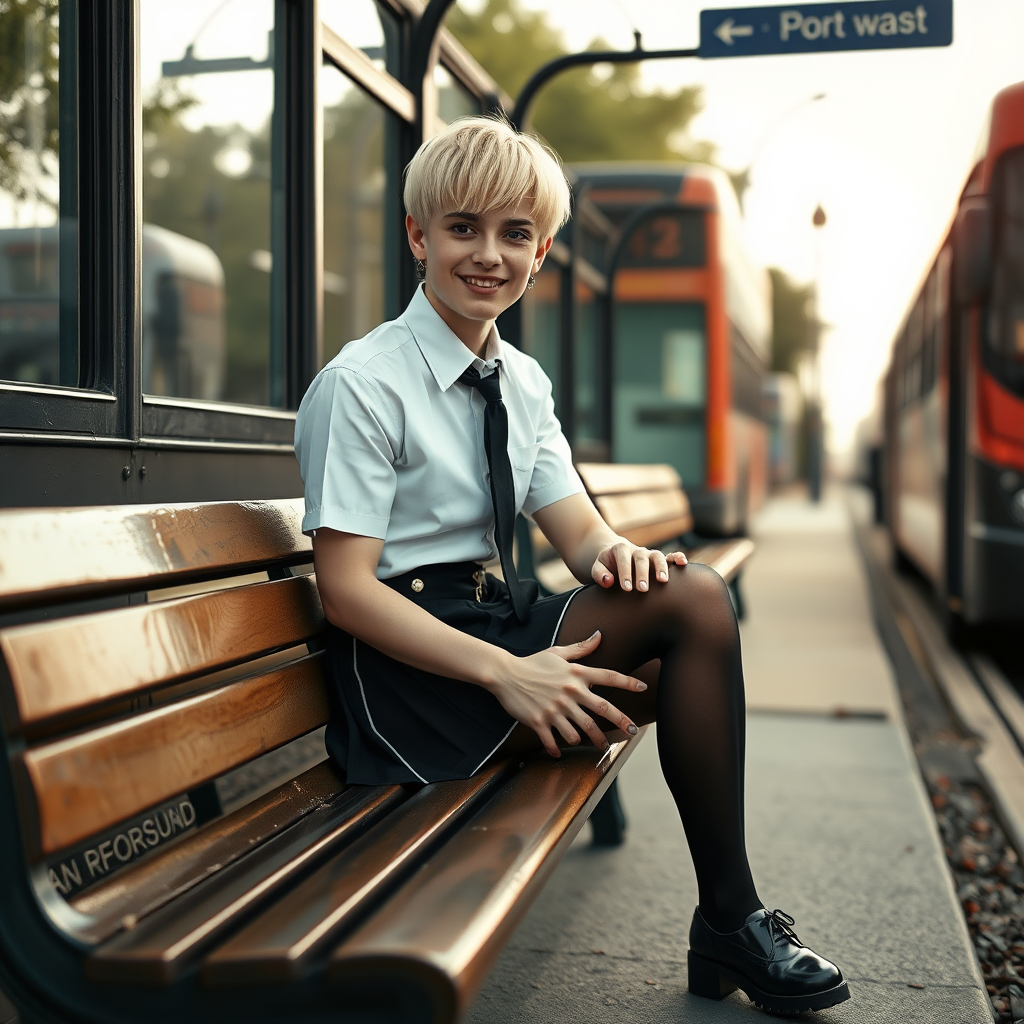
[807,203,826,503]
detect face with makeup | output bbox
[405,206,553,354]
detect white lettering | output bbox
[61,859,82,891]
[879,12,898,35]
[128,827,146,855]
[113,834,133,862]
[780,10,802,41]
[98,840,113,872]
[853,13,880,35]
[167,806,184,833]
[84,848,102,878]
[801,15,822,39]
[143,819,159,847]
[898,10,916,34]
[834,11,846,37]
[916,5,927,32]
[49,868,66,896]
[180,800,196,828]
[155,810,172,839]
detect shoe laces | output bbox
[763,908,802,946]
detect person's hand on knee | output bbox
[592,540,687,592]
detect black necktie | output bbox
[458,365,529,623]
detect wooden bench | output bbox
[518,462,755,848]
[0,500,644,1024]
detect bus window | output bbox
[321,60,395,365]
[0,1,74,388]
[614,302,707,488]
[140,0,274,405]
[574,277,605,459]
[985,146,1024,398]
[521,263,562,415]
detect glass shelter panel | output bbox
[321,61,392,364]
[320,0,399,76]
[0,0,75,388]
[434,64,480,125]
[614,302,706,487]
[140,0,277,406]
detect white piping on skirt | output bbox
[549,584,585,646]
[353,637,429,784]
[469,585,585,776]
[470,720,518,777]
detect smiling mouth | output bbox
[459,275,506,291]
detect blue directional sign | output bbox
[699,0,952,59]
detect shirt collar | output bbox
[404,285,503,392]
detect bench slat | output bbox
[688,538,755,583]
[594,489,692,535]
[20,657,330,857]
[1,575,323,731]
[71,761,343,945]
[576,462,682,495]
[202,764,510,985]
[89,783,405,984]
[328,736,643,1018]
[0,499,308,610]
[618,516,694,551]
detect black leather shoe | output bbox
[688,907,850,1014]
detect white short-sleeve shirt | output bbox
[294,286,585,579]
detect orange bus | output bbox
[573,164,771,536]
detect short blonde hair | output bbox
[404,116,571,241]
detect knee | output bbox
[661,562,737,633]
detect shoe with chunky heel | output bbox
[688,907,850,1014]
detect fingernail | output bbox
[636,681,647,691]
[601,741,611,752]
[659,571,668,581]
[603,574,612,584]
[638,581,648,592]
[589,629,600,639]
[623,580,632,591]
[626,724,639,736]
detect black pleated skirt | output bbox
[322,562,584,785]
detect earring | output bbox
[414,258,426,280]
[527,274,536,290]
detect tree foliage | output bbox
[0,0,60,210]
[769,266,816,375]
[446,0,714,164]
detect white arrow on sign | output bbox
[714,17,754,45]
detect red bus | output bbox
[883,81,1024,628]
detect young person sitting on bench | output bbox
[294,115,849,1016]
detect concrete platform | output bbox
[468,490,992,1024]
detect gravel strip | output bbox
[926,764,1024,1023]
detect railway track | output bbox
[854,501,1024,1023]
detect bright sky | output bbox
[489,0,1024,465]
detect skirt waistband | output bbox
[382,562,495,602]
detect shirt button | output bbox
[411,579,424,593]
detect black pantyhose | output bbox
[500,562,762,933]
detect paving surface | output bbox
[468,490,992,1024]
